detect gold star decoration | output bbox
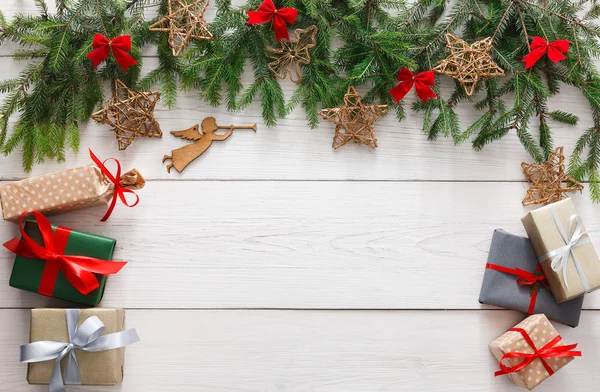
[267,25,318,83]
[148,0,213,57]
[92,80,162,151]
[521,146,584,206]
[433,34,504,97]
[319,86,388,149]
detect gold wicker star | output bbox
[521,146,584,206]
[267,25,318,83]
[433,34,504,97]
[92,80,162,151]
[148,0,213,57]
[319,86,388,149]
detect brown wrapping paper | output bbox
[522,198,600,303]
[0,164,144,222]
[27,308,126,386]
[489,314,574,390]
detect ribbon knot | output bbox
[247,0,298,41]
[522,36,569,69]
[539,208,591,291]
[3,211,127,296]
[388,68,436,104]
[86,34,137,72]
[485,263,548,314]
[88,149,140,222]
[20,309,140,392]
[494,327,581,377]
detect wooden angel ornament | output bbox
[163,117,257,173]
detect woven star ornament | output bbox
[433,34,504,97]
[148,0,213,56]
[92,80,162,150]
[267,25,318,83]
[319,86,388,149]
[521,146,584,206]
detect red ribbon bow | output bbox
[247,0,298,41]
[3,211,127,296]
[89,149,140,222]
[522,36,569,69]
[486,263,549,314]
[86,34,138,72]
[494,327,581,376]
[388,68,436,103]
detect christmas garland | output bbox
[1,0,600,201]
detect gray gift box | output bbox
[479,229,583,327]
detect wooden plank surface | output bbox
[0,181,598,310]
[1,309,599,392]
[1,1,600,391]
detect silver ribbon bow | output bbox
[20,309,140,392]
[539,206,591,292]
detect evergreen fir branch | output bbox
[549,110,579,125]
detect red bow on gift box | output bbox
[86,34,138,72]
[89,149,140,222]
[3,211,127,296]
[494,327,581,376]
[522,36,569,69]
[388,68,436,103]
[247,0,298,41]
[485,263,549,314]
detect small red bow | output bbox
[3,211,127,295]
[247,0,298,41]
[486,263,548,314]
[494,328,581,376]
[86,34,137,72]
[388,68,436,103]
[522,36,569,69]
[89,149,140,222]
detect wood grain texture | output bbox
[1,181,598,310]
[1,1,600,391]
[1,309,599,392]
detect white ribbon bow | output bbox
[20,309,139,392]
[539,207,591,292]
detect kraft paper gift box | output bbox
[522,198,600,303]
[479,229,583,327]
[0,150,144,222]
[24,308,139,387]
[490,314,581,390]
[5,213,125,306]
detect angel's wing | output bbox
[170,125,202,141]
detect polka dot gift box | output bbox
[0,150,144,222]
[490,314,581,390]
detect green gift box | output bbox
[8,221,118,306]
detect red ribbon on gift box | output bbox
[3,211,127,296]
[89,149,140,222]
[494,327,581,376]
[486,263,548,314]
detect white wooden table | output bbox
[1,1,599,391]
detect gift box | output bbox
[479,229,583,327]
[4,212,126,306]
[490,314,581,390]
[22,308,139,388]
[0,150,144,222]
[522,198,600,303]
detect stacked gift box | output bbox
[481,198,600,389]
[0,151,143,391]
